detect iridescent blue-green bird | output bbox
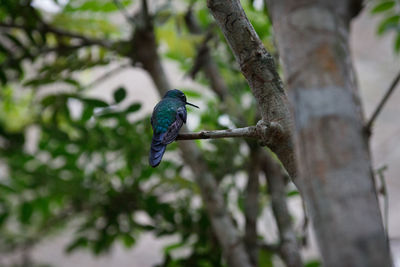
[149,89,199,167]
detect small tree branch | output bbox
[260,151,303,267]
[113,0,136,25]
[85,63,131,90]
[176,126,258,140]
[366,70,400,133]
[0,22,115,50]
[244,146,261,266]
[176,122,285,144]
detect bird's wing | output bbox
[162,106,186,145]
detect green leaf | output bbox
[0,183,16,193]
[121,234,135,248]
[181,89,202,99]
[371,1,395,14]
[287,190,300,197]
[113,87,126,103]
[63,0,132,13]
[258,249,273,267]
[20,202,33,224]
[164,241,186,253]
[66,237,89,253]
[125,103,141,113]
[377,15,400,35]
[395,34,400,53]
[306,260,321,267]
[81,106,94,121]
[81,98,109,108]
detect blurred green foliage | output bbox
[371,0,400,53]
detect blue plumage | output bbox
[149,89,199,167]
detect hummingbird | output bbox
[149,89,199,167]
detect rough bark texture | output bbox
[266,1,392,266]
[207,0,296,178]
[132,13,253,267]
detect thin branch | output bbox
[244,146,261,266]
[260,151,303,267]
[85,63,131,90]
[376,165,389,237]
[366,70,400,132]
[300,198,309,247]
[176,126,258,140]
[0,22,115,50]
[113,0,136,25]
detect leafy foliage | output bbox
[371,0,400,53]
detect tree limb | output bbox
[244,146,261,266]
[207,0,296,178]
[260,151,303,267]
[365,69,400,133]
[176,126,258,140]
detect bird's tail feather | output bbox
[149,133,166,167]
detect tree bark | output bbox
[207,0,296,178]
[266,1,392,266]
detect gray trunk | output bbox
[266,1,392,266]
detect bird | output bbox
[149,89,199,167]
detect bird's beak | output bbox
[186,102,199,109]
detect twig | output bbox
[366,70,400,133]
[300,198,309,247]
[376,165,389,237]
[260,150,303,267]
[113,0,136,25]
[0,22,115,50]
[244,146,261,266]
[85,63,131,90]
[176,126,258,140]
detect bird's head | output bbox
[164,89,199,108]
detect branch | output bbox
[85,63,131,90]
[366,70,400,133]
[260,151,303,267]
[244,146,261,266]
[176,126,258,140]
[0,22,115,50]
[113,0,136,25]
[207,0,296,178]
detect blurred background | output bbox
[0,0,399,266]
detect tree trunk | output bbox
[266,1,392,266]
